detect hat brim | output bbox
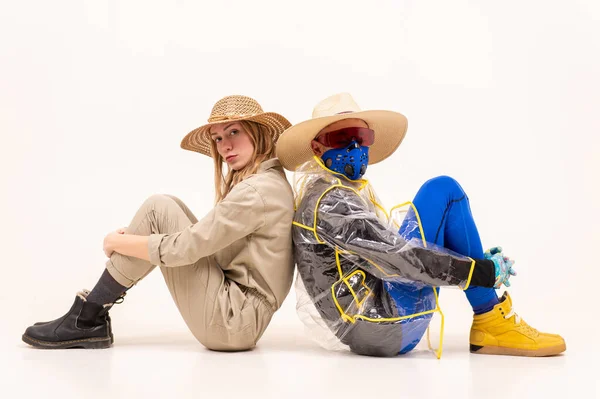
[276,110,408,171]
[181,112,292,157]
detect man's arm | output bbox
[315,186,495,288]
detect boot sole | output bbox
[31,323,114,344]
[470,343,566,357]
[22,334,112,349]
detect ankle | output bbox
[76,300,106,329]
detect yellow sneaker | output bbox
[470,292,566,357]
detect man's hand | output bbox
[485,246,517,288]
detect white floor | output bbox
[2,286,597,399]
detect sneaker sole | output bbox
[470,343,566,357]
[22,334,112,349]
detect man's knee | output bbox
[422,175,466,197]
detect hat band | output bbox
[208,114,255,122]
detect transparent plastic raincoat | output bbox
[293,158,496,358]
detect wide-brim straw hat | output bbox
[181,95,292,157]
[276,93,408,171]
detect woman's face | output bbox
[210,122,255,171]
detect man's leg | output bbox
[391,176,497,353]
[399,176,565,356]
[409,176,499,314]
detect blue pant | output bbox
[388,176,498,353]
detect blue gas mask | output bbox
[322,141,369,180]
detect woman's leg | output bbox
[77,194,202,307]
[159,253,270,351]
[24,194,265,350]
[113,194,268,350]
[104,194,196,286]
[106,194,270,349]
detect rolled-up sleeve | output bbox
[148,182,266,267]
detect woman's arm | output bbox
[104,230,150,261]
[103,181,265,267]
[148,182,266,267]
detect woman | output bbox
[22,95,295,351]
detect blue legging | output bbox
[388,176,498,353]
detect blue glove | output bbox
[485,246,517,289]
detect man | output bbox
[276,93,565,357]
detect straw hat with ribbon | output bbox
[181,95,292,157]
[276,93,408,171]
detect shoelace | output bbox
[504,308,539,336]
[504,309,520,324]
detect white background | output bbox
[1,1,598,398]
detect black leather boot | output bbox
[30,290,116,345]
[23,290,118,349]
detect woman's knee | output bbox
[141,194,178,213]
[163,194,184,207]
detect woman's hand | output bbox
[103,228,127,258]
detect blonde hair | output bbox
[210,120,276,203]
